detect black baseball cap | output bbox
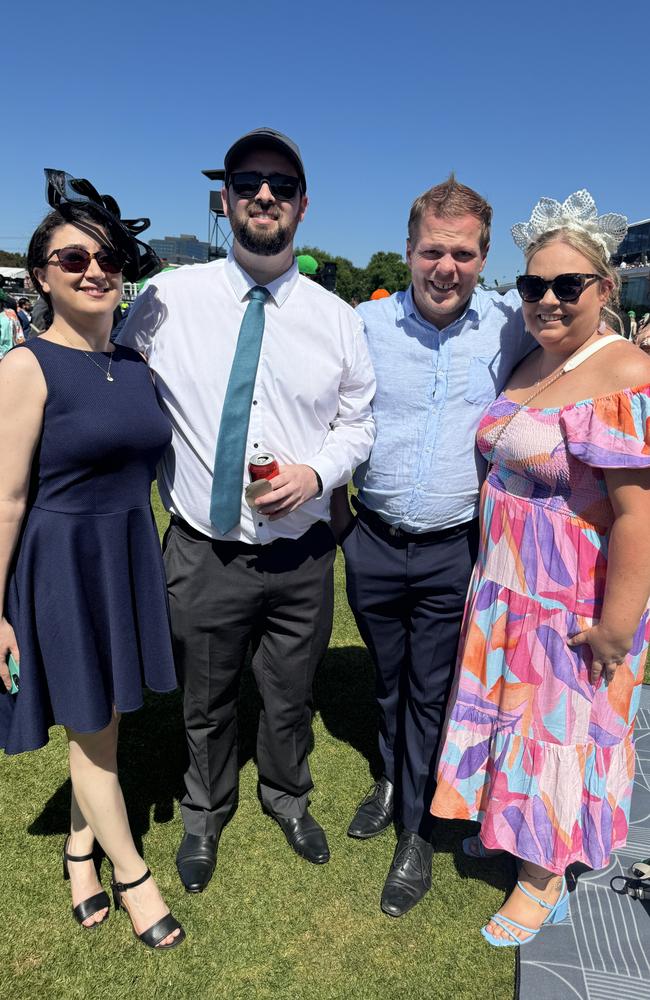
[224,127,306,192]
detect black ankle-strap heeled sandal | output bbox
[62,835,110,928]
[111,867,186,950]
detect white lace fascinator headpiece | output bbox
[511,190,627,259]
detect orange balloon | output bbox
[370,288,391,300]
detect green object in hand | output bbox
[7,654,19,695]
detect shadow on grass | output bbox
[315,647,513,894]
[26,641,512,894]
[26,690,187,854]
[26,645,382,847]
[314,645,383,778]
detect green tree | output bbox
[295,245,370,304]
[296,246,411,303]
[365,251,410,295]
[0,250,27,267]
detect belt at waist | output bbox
[352,498,478,544]
[170,515,329,552]
[170,514,269,552]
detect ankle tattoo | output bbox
[521,864,556,883]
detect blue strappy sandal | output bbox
[481,875,569,947]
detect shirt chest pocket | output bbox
[464,356,497,405]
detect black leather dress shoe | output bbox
[347,776,394,839]
[176,832,218,893]
[381,830,433,917]
[271,812,330,864]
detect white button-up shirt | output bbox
[117,252,376,544]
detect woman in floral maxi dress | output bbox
[432,200,650,946]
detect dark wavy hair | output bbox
[27,202,131,325]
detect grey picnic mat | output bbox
[517,684,650,1000]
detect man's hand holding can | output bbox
[254,463,320,520]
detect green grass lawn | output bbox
[1,492,646,1000]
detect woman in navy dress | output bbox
[0,202,185,949]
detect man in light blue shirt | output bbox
[336,176,533,917]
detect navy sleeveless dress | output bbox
[0,339,177,754]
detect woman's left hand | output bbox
[567,624,633,685]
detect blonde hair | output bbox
[525,227,622,333]
[408,174,492,252]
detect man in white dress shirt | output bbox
[118,128,375,891]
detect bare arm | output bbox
[0,349,46,689]
[568,467,650,683]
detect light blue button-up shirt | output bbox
[355,284,534,531]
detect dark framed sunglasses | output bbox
[516,272,601,303]
[46,246,126,275]
[229,171,301,200]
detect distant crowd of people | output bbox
[626,308,650,349]
[0,295,33,356]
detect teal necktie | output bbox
[210,285,270,533]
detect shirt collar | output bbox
[225,250,299,307]
[402,283,482,332]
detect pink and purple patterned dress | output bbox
[431,385,650,874]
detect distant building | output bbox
[618,264,650,314]
[612,219,650,268]
[148,234,210,265]
[611,220,650,314]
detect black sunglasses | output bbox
[516,273,601,303]
[46,246,126,275]
[229,171,301,200]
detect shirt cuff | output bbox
[305,455,342,497]
[308,468,324,499]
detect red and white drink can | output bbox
[248,453,280,482]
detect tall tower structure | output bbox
[202,169,231,260]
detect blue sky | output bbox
[3,0,648,284]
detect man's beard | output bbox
[231,210,296,257]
